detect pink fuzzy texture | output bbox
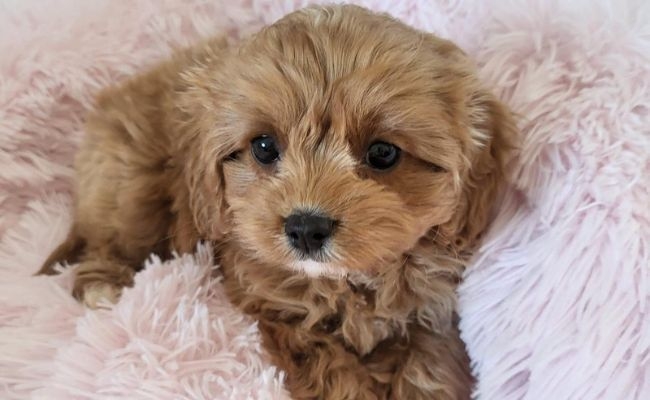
[1,0,648,399]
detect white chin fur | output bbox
[292,260,347,278]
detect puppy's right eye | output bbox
[225,150,242,161]
[251,135,280,165]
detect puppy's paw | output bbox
[72,259,134,309]
[79,281,122,309]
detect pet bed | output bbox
[1,0,648,398]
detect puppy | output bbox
[38,5,516,399]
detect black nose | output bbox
[284,212,335,255]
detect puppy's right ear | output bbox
[171,39,232,241]
[184,146,228,241]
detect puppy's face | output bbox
[181,6,515,277]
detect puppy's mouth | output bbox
[290,259,347,278]
[291,250,330,263]
[286,242,337,275]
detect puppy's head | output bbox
[180,5,516,277]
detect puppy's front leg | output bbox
[257,320,389,400]
[38,60,196,309]
[72,258,136,308]
[391,325,474,400]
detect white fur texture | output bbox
[0,0,648,399]
[291,260,347,278]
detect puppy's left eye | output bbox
[365,141,400,170]
[251,135,280,165]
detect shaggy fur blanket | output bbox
[1,0,648,399]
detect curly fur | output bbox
[38,5,516,399]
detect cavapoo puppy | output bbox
[39,4,516,399]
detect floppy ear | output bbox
[174,100,231,242]
[184,147,228,240]
[439,92,518,252]
[171,40,232,243]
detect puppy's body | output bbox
[40,5,515,399]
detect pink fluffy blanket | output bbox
[1,1,648,399]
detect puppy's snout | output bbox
[284,212,335,255]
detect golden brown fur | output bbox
[38,5,516,399]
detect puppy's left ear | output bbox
[441,91,518,252]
